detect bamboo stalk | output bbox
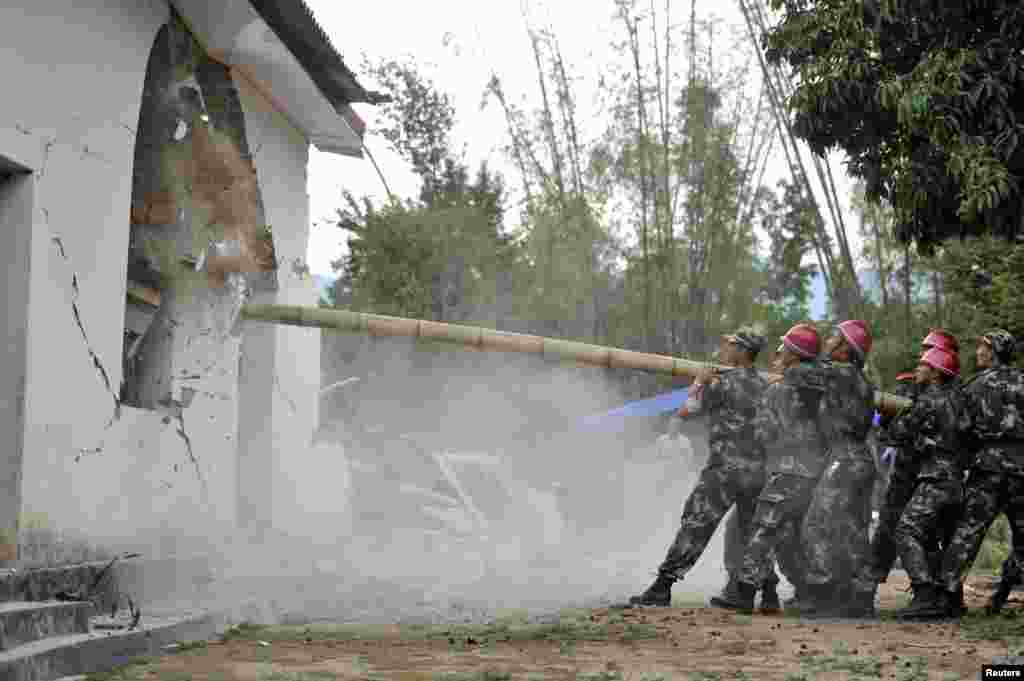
[240,303,911,414]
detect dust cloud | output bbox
[206,333,747,626]
[53,335,755,628]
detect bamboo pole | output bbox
[240,303,912,414]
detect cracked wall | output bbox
[3,0,322,557]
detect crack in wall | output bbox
[36,138,55,181]
[171,409,210,505]
[51,236,123,460]
[273,371,298,414]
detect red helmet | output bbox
[781,323,820,359]
[921,329,959,353]
[919,347,960,377]
[838,319,872,357]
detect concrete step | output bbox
[0,602,92,652]
[0,611,220,681]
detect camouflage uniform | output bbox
[800,360,878,598]
[656,367,774,582]
[737,360,827,589]
[887,382,968,590]
[940,364,1024,597]
[723,508,789,595]
[866,377,921,581]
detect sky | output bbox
[303,0,865,279]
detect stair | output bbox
[0,605,220,681]
[0,602,92,651]
[0,560,224,681]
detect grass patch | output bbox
[83,657,156,680]
[221,621,397,643]
[800,641,882,678]
[434,671,512,681]
[621,622,660,641]
[169,639,208,653]
[576,673,624,681]
[430,619,611,645]
[782,674,811,681]
[893,656,928,681]
[732,614,753,626]
[960,610,1024,641]
[672,594,707,608]
[688,673,721,681]
[259,671,339,681]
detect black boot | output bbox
[711,577,741,608]
[896,584,952,621]
[627,573,675,607]
[709,580,756,613]
[799,583,843,618]
[838,587,878,619]
[760,581,782,615]
[988,578,1013,615]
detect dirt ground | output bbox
[95,574,1024,681]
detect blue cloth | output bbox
[577,387,690,433]
[576,389,882,433]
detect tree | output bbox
[936,236,1024,359]
[763,0,1024,252]
[330,58,520,325]
[755,180,818,324]
[482,12,613,342]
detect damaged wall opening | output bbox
[121,13,276,410]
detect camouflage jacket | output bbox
[877,379,920,447]
[816,359,876,447]
[754,359,827,478]
[960,367,1024,476]
[701,366,768,462]
[889,382,968,480]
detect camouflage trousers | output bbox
[802,445,876,594]
[725,507,802,591]
[658,461,780,587]
[738,472,818,588]
[893,478,962,588]
[941,470,1024,593]
[863,458,938,583]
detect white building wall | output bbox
[1,0,324,553]
[236,76,325,537]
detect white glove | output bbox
[881,447,898,466]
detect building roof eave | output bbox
[246,0,391,107]
[171,0,387,158]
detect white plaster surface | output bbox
[237,75,332,539]
[2,0,331,551]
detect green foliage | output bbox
[754,180,820,326]
[764,0,1024,251]
[935,236,1024,355]
[332,58,520,325]
[974,514,1011,573]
